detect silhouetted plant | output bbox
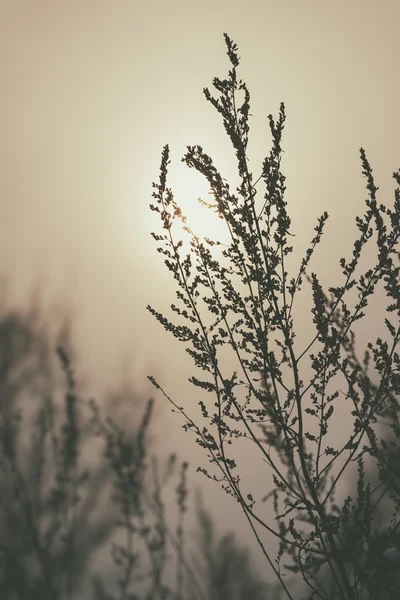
[149,33,400,599]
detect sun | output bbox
[164,160,231,252]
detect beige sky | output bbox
[1,0,399,583]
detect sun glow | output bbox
[164,160,232,253]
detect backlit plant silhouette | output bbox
[149,33,400,599]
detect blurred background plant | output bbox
[0,291,269,599]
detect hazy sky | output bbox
[1,0,399,581]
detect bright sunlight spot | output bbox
[165,160,232,253]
